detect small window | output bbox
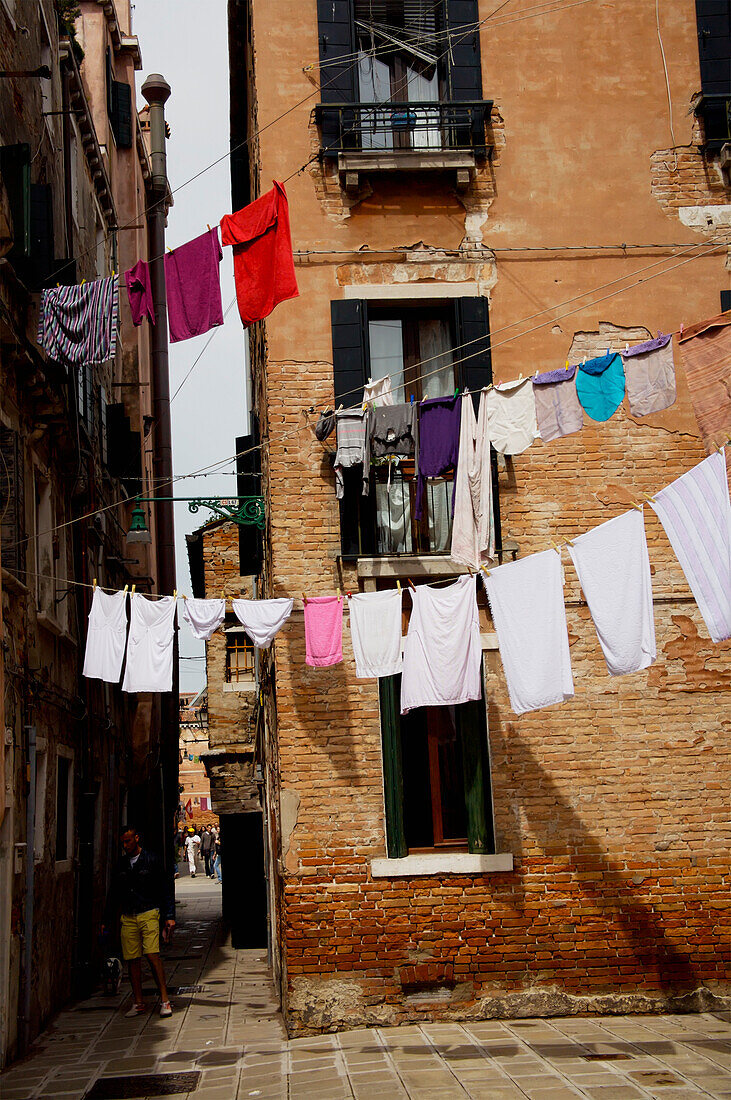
[55,752,73,865]
[379,672,495,857]
[226,631,255,682]
[34,470,54,614]
[34,747,48,862]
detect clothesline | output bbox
[17,238,726,554]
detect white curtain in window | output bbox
[369,318,405,402]
[358,51,394,149]
[376,477,413,554]
[406,65,440,149]
[419,318,455,399]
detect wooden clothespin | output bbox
[123,584,129,594]
[131,584,136,594]
[92,577,97,589]
[337,587,341,598]
[407,579,416,591]
[221,590,225,600]
[630,502,643,511]
[565,360,570,371]
[207,224,211,232]
[396,580,401,593]
[173,589,177,599]
[81,278,86,286]
[641,493,655,503]
[466,565,473,575]
[302,592,307,605]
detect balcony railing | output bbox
[316,100,492,159]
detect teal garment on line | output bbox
[575,351,625,422]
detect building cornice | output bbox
[59,39,117,229]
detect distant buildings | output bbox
[0,0,171,1064]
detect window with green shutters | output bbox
[378,668,495,858]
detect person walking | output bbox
[200,825,213,878]
[184,827,200,876]
[102,825,175,1018]
[213,830,222,884]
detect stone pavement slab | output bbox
[2,877,731,1098]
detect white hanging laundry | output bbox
[451,391,495,569]
[363,375,395,407]
[486,376,540,455]
[484,549,574,715]
[82,588,128,683]
[232,597,294,647]
[401,574,482,714]
[649,449,731,643]
[347,589,403,679]
[567,509,656,675]
[180,597,226,641]
[122,594,177,693]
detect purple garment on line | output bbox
[621,333,672,358]
[415,395,461,520]
[164,227,224,343]
[124,260,155,326]
[533,364,577,384]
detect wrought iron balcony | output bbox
[316,100,492,190]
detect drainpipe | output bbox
[20,724,36,1054]
[141,74,178,871]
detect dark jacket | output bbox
[200,830,212,853]
[105,848,175,922]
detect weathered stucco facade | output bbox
[0,0,165,1065]
[229,0,730,1033]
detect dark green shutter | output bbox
[29,183,54,286]
[0,143,31,258]
[236,418,263,577]
[106,47,114,117]
[695,1,731,95]
[457,683,495,855]
[317,0,357,153]
[446,1,484,99]
[0,427,25,579]
[379,676,407,859]
[331,298,369,406]
[331,299,372,556]
[453,296,492,399]
[111,81,133,148]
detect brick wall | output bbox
[238,0,731,1034]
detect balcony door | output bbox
[356,0,441,150]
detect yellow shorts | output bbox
[120,908,160,960]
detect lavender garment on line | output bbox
[620,333,676,417]
[533,364,583,442]
[415,395,461,520]
[304,596,343,667]
[124,259,155,326]
[164,227,224,343]
[232,597,293,647]
[649,449,731,643]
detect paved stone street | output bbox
[1,876,730,1100]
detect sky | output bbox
[131,1,248,690]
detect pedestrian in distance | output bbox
[101,825,175,1018]
[200,825,213,878]
[184,826,200,876]
[213,831,222,884]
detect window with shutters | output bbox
[694,1,731,152]
[106,46,133,149]
[0,426,26,582]
[315,0,491,175]
[378,671,495,857]
[332,297,500,558]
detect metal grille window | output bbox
[225,631,255,682]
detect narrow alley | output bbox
[1,876,730,1100]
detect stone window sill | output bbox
[370,852,513,878]
[222,681,256,693]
